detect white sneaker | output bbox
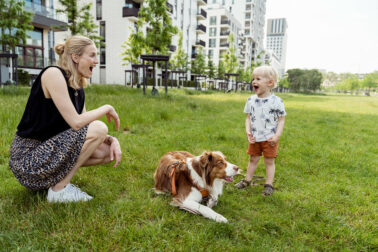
[47,184,93,203]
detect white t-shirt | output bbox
[244,94,286,142]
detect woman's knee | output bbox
[88,120,108,140]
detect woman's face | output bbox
[76,44,98,79]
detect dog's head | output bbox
[199,151,240,186]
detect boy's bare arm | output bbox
[245,114,256,143]
[267,116,285,145]
[245,114,252,134]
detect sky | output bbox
[265,0,378,74]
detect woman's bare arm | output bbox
[41,67,120,130]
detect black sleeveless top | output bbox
[17,66,85,141]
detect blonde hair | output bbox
[253,65,279,88]
[54,35,95,89]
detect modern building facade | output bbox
[204,0,266,69]
[266,18,288,77]
[1,0,68,83]
[204,2,241,67]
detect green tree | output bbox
[190,47,205,75]
[206,54,216,79]
[223,33,238,73]
[279,77,289,88]
[217,59,225,79]
[170,31,188,71]
[56,0,103,47]
[0,0,33,83]
[360,71,378,95]
[121,0,177,66]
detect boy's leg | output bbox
[235,155,260,189]
[264,157,275,185]
[245,155,261,181]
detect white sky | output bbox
[265,0,378,74]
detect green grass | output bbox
[0,85,377,251]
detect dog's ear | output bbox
[200,151,212,168]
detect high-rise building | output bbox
[266,18,288,77]
[204,2,242,68]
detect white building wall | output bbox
[266,18,288,77]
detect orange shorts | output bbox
[247,141,279,158]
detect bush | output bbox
[17,69,31,86]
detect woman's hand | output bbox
[105,105,120,130]
[108,136,122,167]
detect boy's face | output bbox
[251,72,274,98]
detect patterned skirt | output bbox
[9,126,88,191]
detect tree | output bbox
[360,71,378,95]
[170,31,188,71]
[191,47,205,75]
[121,0,177,65]
[223,33,238,73]
[287,68,323,92]
[206,54,216,79]
[217,59,225,79]
[56,0,103,47]
[0,0,33,83]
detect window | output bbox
[209,27,217,37]
[210,16,216,25]
[222,0,225,5]
[96,0,102,20]
[100,48,106,65]
[212,0,217,3]
[209,39,216,48]
[16,29,44,68]
[26,30,42,46]
[208,49,214,59]
[100,21,105,41]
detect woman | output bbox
[9,35,122,203]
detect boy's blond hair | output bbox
[253,65,279,88]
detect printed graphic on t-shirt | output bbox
[244,94,286,142]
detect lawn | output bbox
[0,85,377,251]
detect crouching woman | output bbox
[9,35,122,203]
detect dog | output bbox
[154,151,240,223]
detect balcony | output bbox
[220,30,230,37]
[168,45,176,52]
[166,2,173,14]
[195,39,206,47]
[24,1,68,31]
[220,19,230,26]
[191,52,197,59]
[197,0,207,6]
[196,24,206,34]
[220,42,229,48]
[196,8,207,20]
[122,7,139,22]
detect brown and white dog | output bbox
[154,151,240,223]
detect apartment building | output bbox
[1,0,68,83]
[204,3,241,67]
[266,18,288,77]
[212,0,267,69]
[55,0,206,84]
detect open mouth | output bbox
[224,176,234,183]
[89,66,93,72]
[253,85,259,91]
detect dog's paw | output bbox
[207,198,218,208]
[215,214,228,223]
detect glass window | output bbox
[96,0,102,20]
[209,39,216,48]
[212,0,217,3]
[208,49,214,58]
[100,21,105,40]
[100,48,106,65]
[210,16,216,25]
[209,27,217,37]
[26,30,42,46]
